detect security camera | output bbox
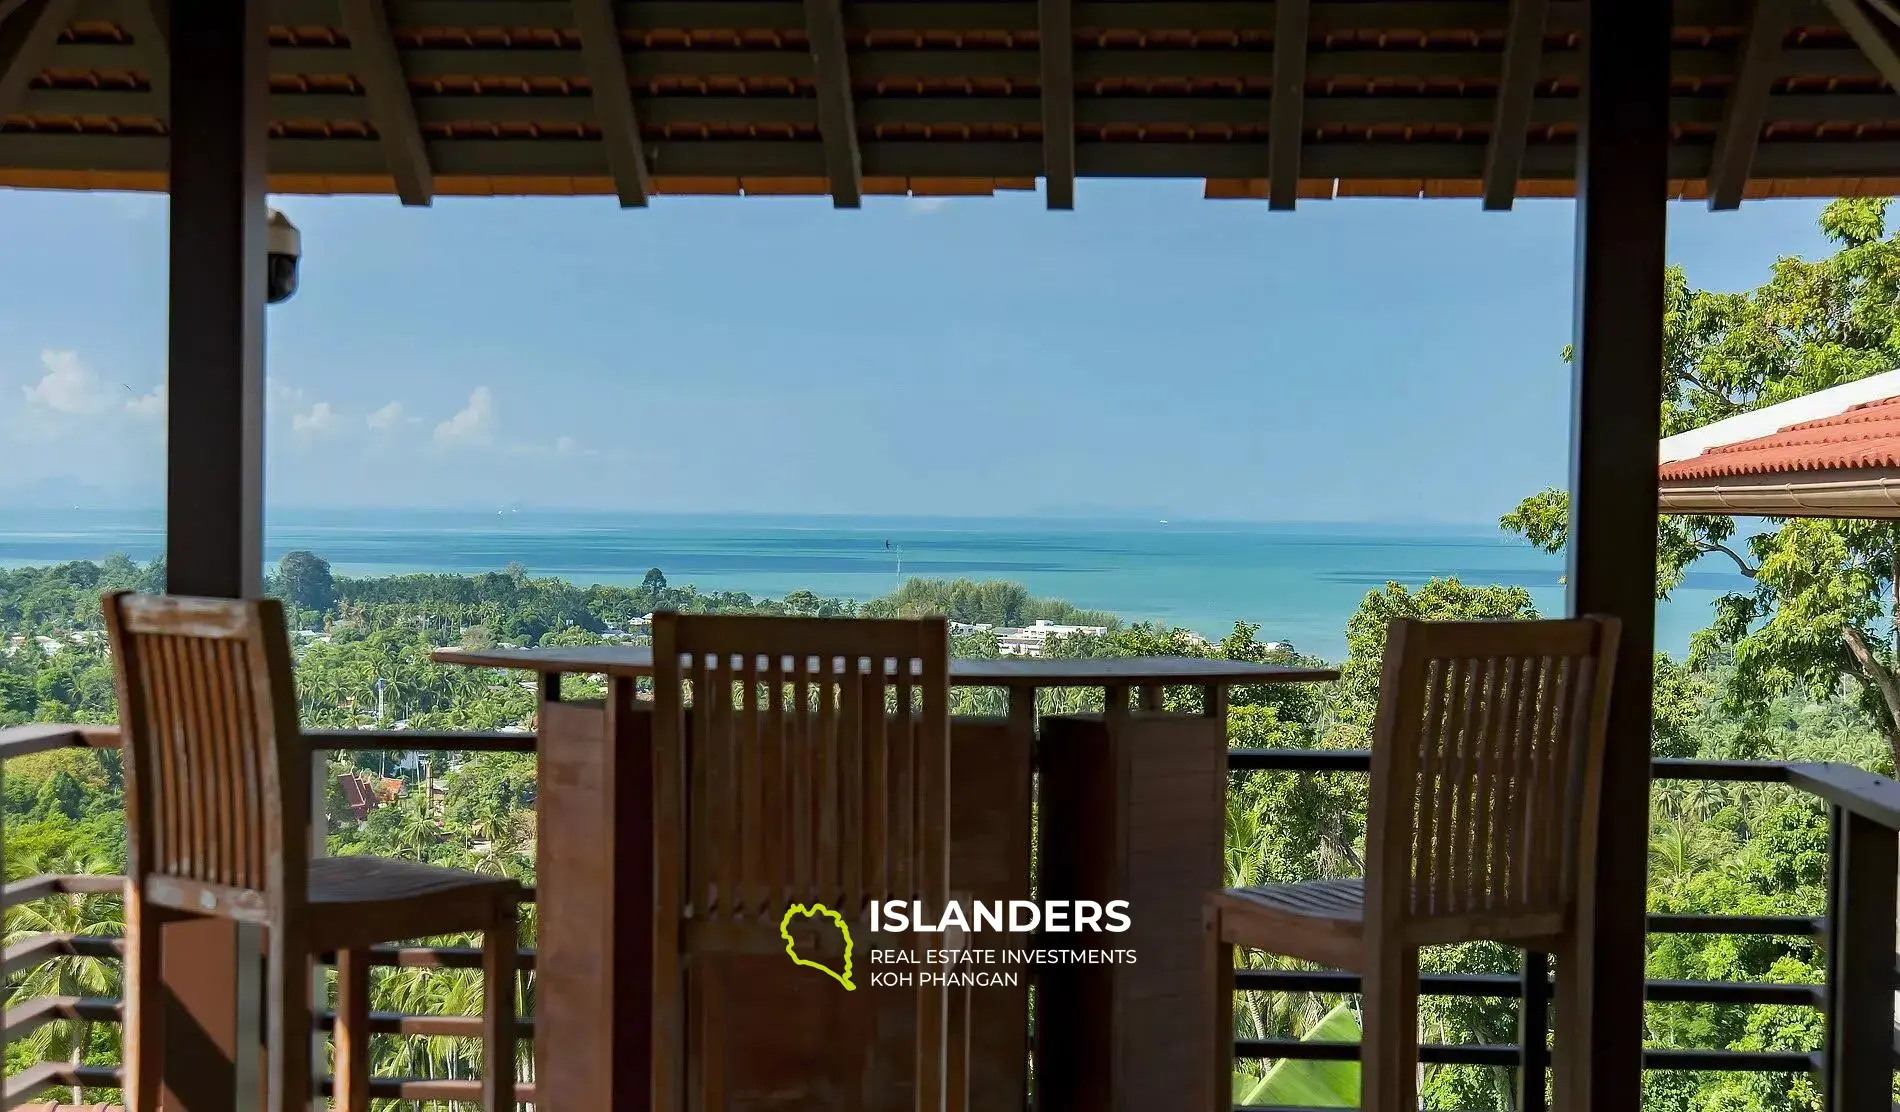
[267,208,300,305]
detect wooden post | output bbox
[1565,1,1669,1109]
[160,2,270,1109]
[1823,806,1898,1112]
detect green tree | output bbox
[275,550,338,619]
[1502,198,1900,767]
[642,567,667,592]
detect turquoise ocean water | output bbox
[0,509,1745,662]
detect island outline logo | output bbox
[780,902,855,990]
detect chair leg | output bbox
[1551,931,1593,1112]
[267,930,315,1112]
[334,949,371,1112]
[483,898,519,1111]
[1359,943,1420,1112]
[1204,903,1234,1112]
[124,894,167,1112]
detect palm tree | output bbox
[4,852,124,1104]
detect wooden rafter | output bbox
[121,0,168,105]
[340,0,433,205]
[573,0,651,207]
[1268,0,1309,210]
[1039,0,1075,210]
[0,0,75,119]
[1709,0,1791,210]
[1824,0,1900,94]
[804,0,861,206]
[1481,0,1548,210]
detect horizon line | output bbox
[2,504,1513,531]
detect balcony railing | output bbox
[4,727,1898,1110]
[1227,748,1900,1112]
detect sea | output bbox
[0,508,1748,662]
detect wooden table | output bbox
[431,644,1336,1112]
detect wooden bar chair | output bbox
[1205,616,1620,1112]
[650,612,969,1112]
[103,591,520,1112]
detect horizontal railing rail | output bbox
[5,725,1897,1109]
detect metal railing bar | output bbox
[3,1061,119,1109]
[1227,749,1800,784]
[313,1009,535,1038]
[1237,969,1821,1006]
[1242,1040,1817,1073]
[1,995,117,1042]
[304,728,536,753]
[1647,913,1824,938]
[1,933,122,979]
[2,873,122,910]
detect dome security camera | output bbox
[267,208,300,304]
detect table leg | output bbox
[1035,693,1229,1112]
[534,678,653,1110]
[953,710,1033,1111]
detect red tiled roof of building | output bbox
[1658,397,1900,482]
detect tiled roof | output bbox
[4,0,1900,201]
[1658,396,1900,482]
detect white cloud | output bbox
[291,401,342,443]
[907,196,949,214]
[124,380,165,421]
[366,401,405,432]
[20,350,164,424]
[434,386,497,448]
[22,350,112,416]
[554,435,577,456]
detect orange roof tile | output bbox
[1659,396,1900,482]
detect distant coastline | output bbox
[0,508,1747,660]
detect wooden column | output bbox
[1565,1,1669,1109]
[160,3,270,1109]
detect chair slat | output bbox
[1366,617,1620,930]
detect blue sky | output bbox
[0,183,1839,523]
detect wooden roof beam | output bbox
[119,0,168,105]
[1481,0,1548,210]
[1824,0,1900,101]
[0,0,76,119]
[1039,0,1075,209]
[1709,0,1791,209]
[804,0,861,206]
[574,0,651,207]
[1268,0,1308,210]
[340,0,433,205]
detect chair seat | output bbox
[309,856,517,951]
[1211,879,1366,969]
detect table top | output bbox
[431,644,1338,689]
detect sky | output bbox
[0,183,1844,524]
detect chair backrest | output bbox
[103,591,308,923]
[1362,616,1620,937]
[650,613,952,925]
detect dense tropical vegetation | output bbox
[6,198,1900,1110]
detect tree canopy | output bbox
[1504,198,1900,768]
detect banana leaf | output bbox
[1232,1001,1362,1108]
